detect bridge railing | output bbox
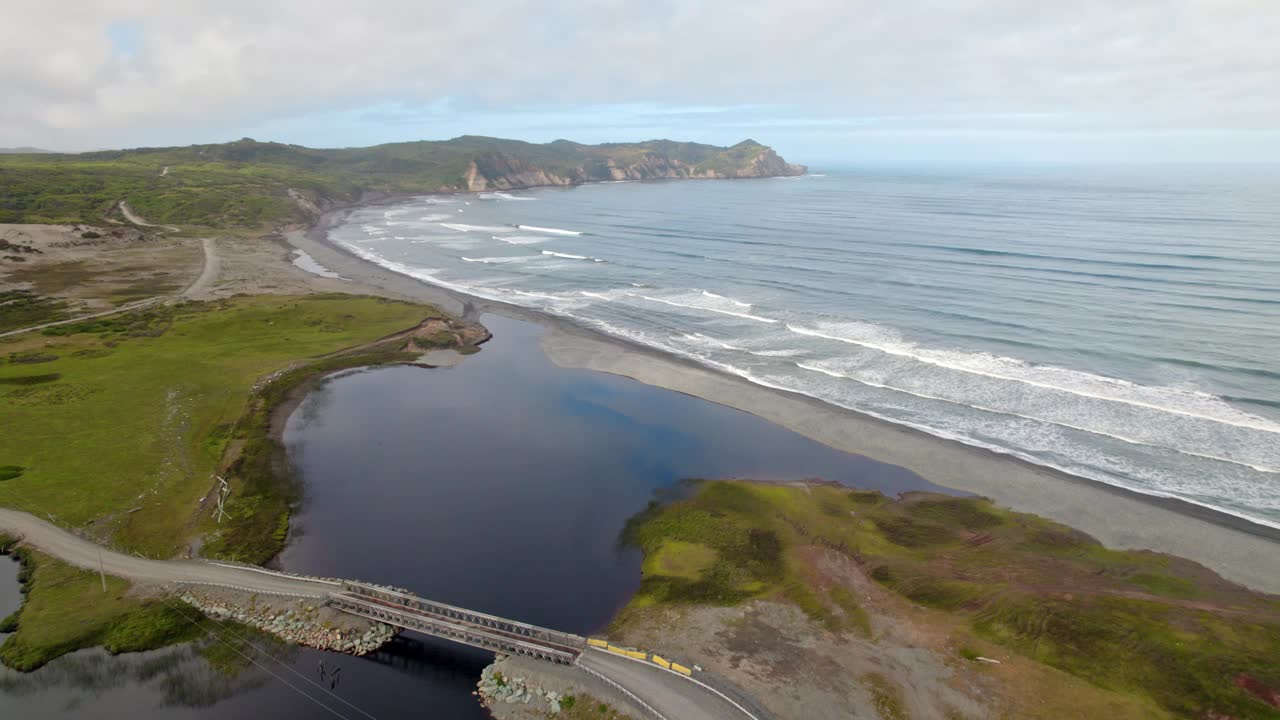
[330,593,579,665]
[341,581,587,651]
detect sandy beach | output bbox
[284,206,1280,594]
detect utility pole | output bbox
[97,548,106,592]
[214,476,231,524]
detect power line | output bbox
[161,599,354,720]
[163,598,379,720]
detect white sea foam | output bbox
[494,235,549,245]
[793,356,1274,471]
[701,290,752,307]
[786,322,1280,435]
[674,332,746,351]
[440,223,512,233]
[750,348,807,357]
[517,225,584,236]
[746,366,1279,530]
[542,250,589,260]
[639,293,778,323]
[418,213,452,222]
[461,255,536,264]
[513,289,565,301]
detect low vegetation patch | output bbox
[0,372,61,385]
[0,547,278,672]
[5,350,59,364]
[199,344,417,564]
[0,294,434,558]
[556,694,630,720]
[41,302,184,337]
[0,289,70,333]
[619,480,1280,719]
[862,672,909,720]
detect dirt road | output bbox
[0,296,164,339]
[2,232,217,338]
[183,237,219,298]
[0,508,334,598]
[119,201,181,232]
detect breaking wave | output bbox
[517,225,584,236]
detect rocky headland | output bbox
[460,139,805,191]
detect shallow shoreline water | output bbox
[287,198,1280,594]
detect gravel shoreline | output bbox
[282,205,1280,594]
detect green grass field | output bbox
[0,294,432,558]
[0,547,202,671]
[0,541,285,672]
[620,480,1280,719]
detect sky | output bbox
[3,0,1278,164]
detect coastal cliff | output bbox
[458,139,806,191]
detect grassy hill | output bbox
[617,480,1280,719]
[0,136,803,230]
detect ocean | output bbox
[329,165,1280,529]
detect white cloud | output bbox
[2,0,1277,152]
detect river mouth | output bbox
[0,313,944,719]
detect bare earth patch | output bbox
[0,224,201,311]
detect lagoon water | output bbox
[332,166,1280,529]
[0,315,938,718]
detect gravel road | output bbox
[0,508,334,598]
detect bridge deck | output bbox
[328,583,585,665]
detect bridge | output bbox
[0,507,763,720]
[328,582,585,665]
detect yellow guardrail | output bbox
[592,641,694,677]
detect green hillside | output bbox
[0,136,801,230]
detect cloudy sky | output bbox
[3,1,1278,163]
